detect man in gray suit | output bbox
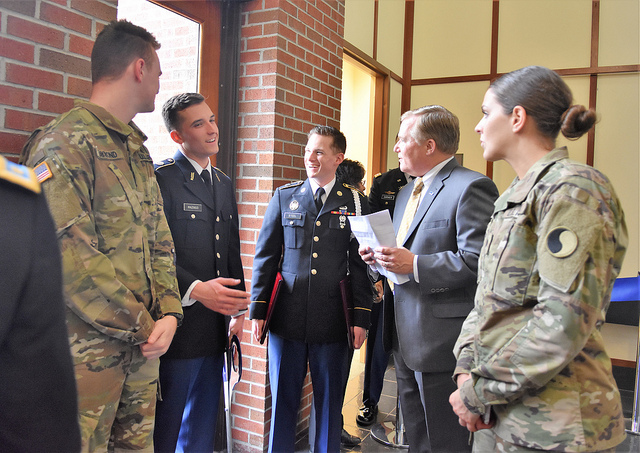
[360,105,498,452]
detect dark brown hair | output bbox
[162,93,206,132]
[308,125,347,154]
[490,66,596,140]
[91,19,160,84]
[336,158,365,187]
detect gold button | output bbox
[316,220,321,226]
[290,221,294,225]
[340,225,344,229]
[217,270,220,276]
[311,269,317,275]
[216,216,220,222]
[313,252,318,258]
[191,214,196,219]
[216,253,221,258]
[216,234,219,240]
[314,236,319,242]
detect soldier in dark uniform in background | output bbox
[250,126,373,452]
[0,157,81,452]
[357,166,409,426]
[153,93,250,452]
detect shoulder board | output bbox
[213,166,228,179]
[373,172,382,179]
[343,182,364,197]
[281,180,304,189]
[154,158,175,170]
[0,157,41,193]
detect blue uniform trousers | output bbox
[268,332,349,453]
[362,300,390,406]
[154,355,224,453]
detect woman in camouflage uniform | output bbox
[450,66,628,452]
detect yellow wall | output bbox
[377,0,405,76]
[412,0,493,79]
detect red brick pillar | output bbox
[233,1,346,451]
[0,0,115,160]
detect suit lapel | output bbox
[174,152,215,210]
[395,159,458,246]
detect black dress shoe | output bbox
[356,404,378,426]
[340,428,361,447]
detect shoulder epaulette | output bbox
[373,172,382,179]
[281,180,304,189]
[154,158,175,170]
[213,166,228,179]
[343,182,364,197]
[0,156,41,193]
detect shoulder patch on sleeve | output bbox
[539,200,604,293]
[154,158,175,170]
[0,157,41,193]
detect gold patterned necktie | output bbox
[396,177,424,246]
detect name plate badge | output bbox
[183,202,203,212]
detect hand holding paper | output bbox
[349,211,409,285]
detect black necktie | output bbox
[201,168,213,196]
[315,187,325,212]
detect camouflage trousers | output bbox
[472,429,617,453]
[69,317,159,452]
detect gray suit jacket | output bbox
[388,158,498,372]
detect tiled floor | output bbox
[295,356,640,452]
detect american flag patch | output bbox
[34,162,52,183]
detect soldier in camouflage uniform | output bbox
[450,66,627,452]
[20,20,182,452]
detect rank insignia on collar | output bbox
[289,200,299,211]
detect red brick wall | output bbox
[235,0,345,451]
[0,0,347,450]
[0,0,117,161]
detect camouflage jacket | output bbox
[453,148,628,451]
[21,101,182,345]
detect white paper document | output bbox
[348,211,410,285]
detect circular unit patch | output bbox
[546,227,578,258]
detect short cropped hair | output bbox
[162,93,206,132]
[400,105,460,155]
[91,19,160,84]
[336,158,365,187]
[308,125,347,155]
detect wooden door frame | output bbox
[149,0,243,185]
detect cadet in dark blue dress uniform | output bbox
[153,93,250,452]
[250,126,373,452]
[0,157,81,452]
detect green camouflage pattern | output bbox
[71,327,158,452]
[21,101,182,345]
[454,148,627,452]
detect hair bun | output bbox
[560,105,597,140]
